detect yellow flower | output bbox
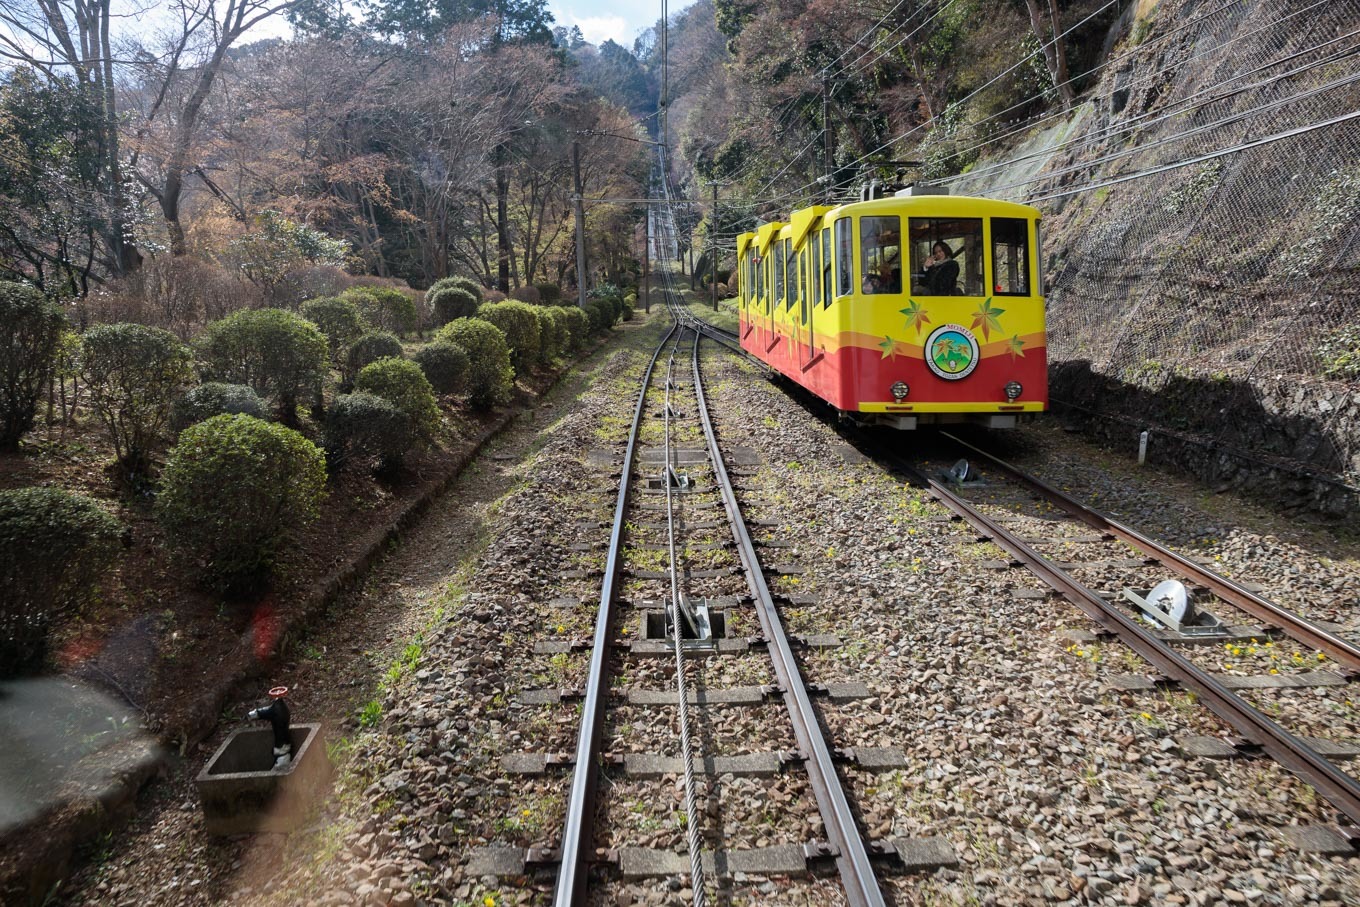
[556,624,566,634]
[485,898,496,907]
[1075,649,1086,657]
[1318,652,1327,661]
[522,808,532,816]
[1140,712,1153,721]
[1223,663,1234,670]
[1268,668,1280,675]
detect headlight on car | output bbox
[1004,381,1022,400]
[891,381,910,401]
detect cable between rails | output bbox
[662,321,708,907]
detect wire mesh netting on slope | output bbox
[949,0,1360,493]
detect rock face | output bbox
[950,0,1360,514]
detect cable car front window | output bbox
[859,216,901,295]
[909,218,983,296]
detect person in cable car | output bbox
[916,241,959,295]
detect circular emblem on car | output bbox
[924,324,980,379]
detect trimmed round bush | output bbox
[82,323,194,476]
[429,275,484,305]
[341,286,418,335]
[344,332,403,387]
[325,392,413,472]
[534,283,562,304]
[509,285,541,305]
[413,342,470,396]
[477,301,541,373]
[428,285,479,327]
[172,382,267,432]
[300,296,365,364]
[585,299,616,334]
[434,318,513,409]
[553,306,589,352]
[535,307,566,363]
[0,281,66,449]
[353,357,441,440]
[196,309,328,425]
[0,487,122,677]
[156,414,326,593]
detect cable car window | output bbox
[909,217,983,296]
[786,239,799,310]
[834,219,852,297]
[809,233,820,309]
[859,216,902,295]
[798,248,809,324]
[772,240,784,305]
[992,218,1030,296]
[821,228,833,308]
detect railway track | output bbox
[683,300,1360,850]
[882,436,1360,838]
[470,281,956,905]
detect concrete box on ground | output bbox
[196,723,330,836]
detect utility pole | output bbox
[710,181,718,311]
[573,140,587,308]
[643,208,651,313]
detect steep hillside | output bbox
[945,0,1360,513]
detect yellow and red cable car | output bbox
[735,191,1047,428]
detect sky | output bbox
[547,0,695,48]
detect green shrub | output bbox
[413,342,470,395]
[344,331,403,388]
[341,286,418,335]
[429,275,484,305]
[553,306,589,352]
[196,309,328,425]
[428,285,479,327]
[621,299,634,321]
[0,281,66,449]
[300,296,365,365]
[534,283,562,304]
[585,299,616,334]
[325,392,413,472]
[157,414,326,593]
[172,382,267,432]
[81,323,194,476]
[434,318,513,408]
[354,357,441,439]
[477,301,541,373]
[534,306,564,363]
[0,488,122,677]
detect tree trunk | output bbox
[1023,0,1076,110]
[495,144,511,293]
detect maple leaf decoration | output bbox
[970,297,1005,340]
[899,300,931,336]
[878,335,898,359]
[1008,335,1026,360]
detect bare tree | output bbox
[126,0,318,255]
[1022,0,1075,109]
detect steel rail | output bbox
[554,319,681,907]
[941,431,1360,673]
[895,456,1360,829]
[687,320,888,907]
